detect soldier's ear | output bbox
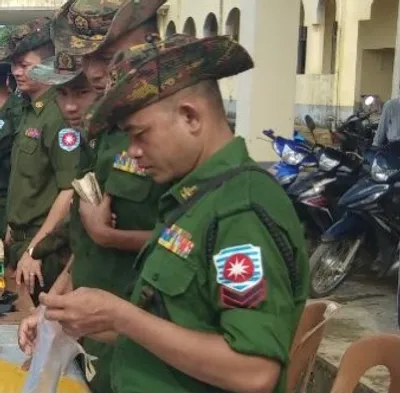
[178,102,201,135]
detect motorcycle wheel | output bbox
[309,236,364,298]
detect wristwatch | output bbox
[27,246,34,257]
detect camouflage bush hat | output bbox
[0,18,52,62]
[85,34,254,133]
[28,50,83,86]
[51,0,167,56]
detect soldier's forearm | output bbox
[113,302,281,393]
[91,227,152,251]
[88,330,118,343]
[28,189,73,249]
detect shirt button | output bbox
[152,273,160,281]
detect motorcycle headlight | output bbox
[319,153,340,171]
[371,159,398,182]
[282,145,306,165]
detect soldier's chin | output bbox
[148,168,170,184]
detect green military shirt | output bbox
[69,127,168,393]
[71,126,167,296]
[7,88,79,229]
[0,93,23,234]
[111,137,310,393]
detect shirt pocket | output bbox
[16,137,40,176]
[105,168,153,203]
[18,136,39,155]
[141,248,198,297]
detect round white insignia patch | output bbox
[0,120,4,129]
[58,128,80,152]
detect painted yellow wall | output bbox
[296,74,335,106]
[295,0,398,119]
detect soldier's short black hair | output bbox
[0,63,10,86]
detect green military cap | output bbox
[51,0,167,56]
[0,18,52,62]
[85,34,254,133]
[31,222,71,261]
[28,50,83,86]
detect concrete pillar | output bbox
[305,24,325,74]
[335,0,373,111]
[392,0,400,98]
[235,0,300,161]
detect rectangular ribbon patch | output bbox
[113,151,146,176]
[158,224,194,259]
[25,128,41,139]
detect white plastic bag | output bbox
[22,306,96,393]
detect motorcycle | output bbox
[286,98,378,253]
[309,142,400,298]
[262,129,318,188]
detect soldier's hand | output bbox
[16,253,44,294]
[18,311,39,357]
[39,288,120,338]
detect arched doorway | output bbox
[320,0,337,74]
[297,2,307,74]
[225,7,240,41]
[165,21,176,37]
[203,13,218,37]
[183,17,196,37]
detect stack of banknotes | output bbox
[71,172,102,205]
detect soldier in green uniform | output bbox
[0,18,80,302]
[29,1,168,392]
[34,35,310,393]
[0,63,23,238]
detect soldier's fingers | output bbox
[29,273,35,294]
[18,268,26,287]
[36,270,44,288]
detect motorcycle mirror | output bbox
[305,115,316,132]
[304,115,317,143]
[263,129,274,138]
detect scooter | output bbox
[286,97,378,253]
[262,128,318,188]
[309,142,400,298]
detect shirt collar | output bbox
[158,137,250,217]
[31,87,56,115]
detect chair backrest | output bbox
[330,334,400,393]
[286,300,338,393]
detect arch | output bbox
[203,12,218,37]
[183,17,196,37]
[165,21,176,37]
[225,7,240,41]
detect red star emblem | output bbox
[223,253,254,283]
[62,132,77,146]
